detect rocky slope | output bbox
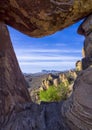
[25,73,49,91]
[25,71,77,103]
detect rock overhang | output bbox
[0,0,92,37]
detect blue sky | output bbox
[8,21,84,73]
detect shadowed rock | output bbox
[0,23,31,128]
[78,14,92,69]
[0,0,92,37]
[62,67,92,130]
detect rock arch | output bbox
[0,1,92,130]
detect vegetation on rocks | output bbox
[39,82,69,102]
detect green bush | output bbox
[39,83,69,102]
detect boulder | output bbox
[78,14,92,36]
[0,0,92,37]
[53,78,59,87]
[75,60,82,71]
[62,67,92,130]
[78,14,92,69]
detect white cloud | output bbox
[17,55,80,61]
[15,48,81,53]
[14,48,81,73]
[19,61,75,73]
[19,61,75,66]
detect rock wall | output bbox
[62,67,92,130]
[0,23,31,128]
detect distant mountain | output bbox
[42,70,62,74]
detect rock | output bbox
[42,79,52,90]
[53,78,59,87]
[25,74,48,90]
[2,102,69,130]
[68,70,77,80]
[67,71,77,86]
[60,74,69,86]
[84,33,92,57]
[0,22,31,126]
[62,67,92,130]
[82,47,85,58]
[48,74,54,81]
[82,57,92,70]
[78,14,92,36]
[75,60,82,71]
[0,0,92,37]
[78,14,92,69]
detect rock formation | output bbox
[0,0,92,37]
[53,78,59,87]
[62,67,92,130]
[78,14,92,69]
[75,60,82,71]
[0,23,31,128]
[0,1,92,130]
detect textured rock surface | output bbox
[0,23,31,128]
[82,57,92,70]
[78,14,92,69]
[1,101,71,130]
[62,67,92,130]
[0,0,92,37]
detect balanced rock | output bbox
[0,0,92,37]
[0,1,92,130]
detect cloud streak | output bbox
[15,48,81,53]
[18,55,80,61]
[15,48,81,73]
[8,21,83,73]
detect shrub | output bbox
[39,83,69,102]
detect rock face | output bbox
[0,0,92,37]
[78,14,92,69]
[0,23,31,127]
[2,102,69,130]
[62,67,92,130]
